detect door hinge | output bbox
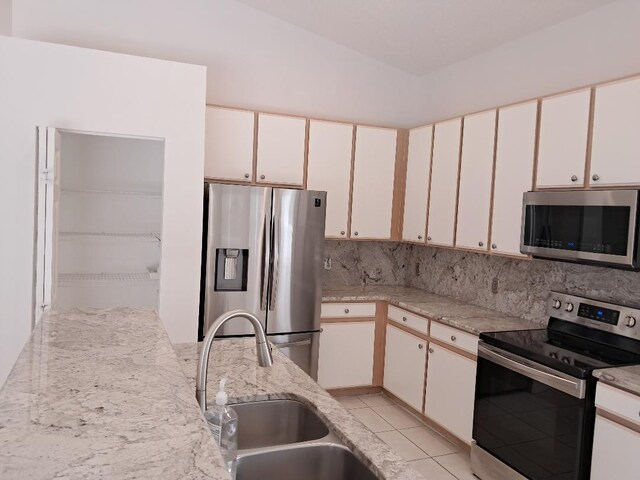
[40,168,54,184]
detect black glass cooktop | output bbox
[481,319,640,379]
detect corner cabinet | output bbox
[256,113,306,186]
[306,120,353,239]
[490,100,537,256]
[383,324,427,412]
[350,126,398,240]
[317,303,376,389]
[204,106,255,182]
[427,118,462,247]
[402,125,433,243]
[455,109,496,251]
[590,76,640,187]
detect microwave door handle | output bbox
[260,213,269,311]
[478,343,586,399]
[269,214,279,311]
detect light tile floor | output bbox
[334,393,477,480]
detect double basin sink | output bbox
[228,398,378,480]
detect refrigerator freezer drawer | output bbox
[270,332,320,381]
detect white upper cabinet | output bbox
[536,89,591,188]
[590,76,640,186]
[427,118,462,247]
[307,120,353,238]
[256,113,306,186]
[402,125,433,243]
[351,126,398,239]
[491,101,537,256]
[456,109,496,251]
[204,107,255,182]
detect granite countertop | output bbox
[594,365,640,397]
[0,308,227,480]
[322,285,541,335]
[174,340,424,480]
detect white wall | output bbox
[0,36,206,387]
[411,0,640,125]
[11,0,416,127]
[0,0,10,35]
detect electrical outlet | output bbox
[324,257,332,270]
[491,277,499,294]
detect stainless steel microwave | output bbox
[520,190,640,270]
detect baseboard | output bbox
[326,385,382,396]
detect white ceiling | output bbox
[234,0,616,75]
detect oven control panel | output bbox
[547,291,640,340]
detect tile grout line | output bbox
[337,393,467,479]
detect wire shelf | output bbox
[61,187,162,198]
[58,273,159,287]
[59,232,161,242]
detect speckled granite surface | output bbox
[594,365,640,397]
[175,340,424,480]
[0,308,228,480]
[322,285,541,335]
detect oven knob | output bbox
[626,316,637,328]
[549,352,558,359]
[562,356,571,364]
[565,303,574,312]
[552,300,562,309]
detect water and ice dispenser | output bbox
[214,248,248,291]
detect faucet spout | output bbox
[195,310,273,411]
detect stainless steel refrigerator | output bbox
[200,183,326,379]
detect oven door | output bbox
[520,190,639,269]
[473,343,593,480]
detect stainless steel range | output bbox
[471,292,640,480]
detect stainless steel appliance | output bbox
[520,190,640,270]
[471,292,640,480]
[200,183,326,379]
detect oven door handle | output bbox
[478,343,587,399]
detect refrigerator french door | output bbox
[201,184,326,379]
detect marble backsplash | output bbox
[324,240,640,324]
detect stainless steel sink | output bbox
[236,444,378,480]
[230,399,330,450]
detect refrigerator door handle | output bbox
[260,213,270,311]
[269,214,280,311]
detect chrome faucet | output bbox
[196,310,273,411]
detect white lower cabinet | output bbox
[591,414,640,479]
[424,343,477,443]
[317,322,375,389]
[383,325,427,411]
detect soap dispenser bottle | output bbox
[204,378,238,479]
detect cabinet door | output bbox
[591,77,640,186]
[307,120,353,238]
[427,118,461,247]
[256,113,306,186]
[456,110,496,251]
[490,101,537,256]
[424,343,476,443]
[204,107,255,182]
[402,125,433,243]
[537,89,590,188]
[317,322,375,389]
[351,126,398,239]
[383,325,426,411]
[591,415,640,480]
